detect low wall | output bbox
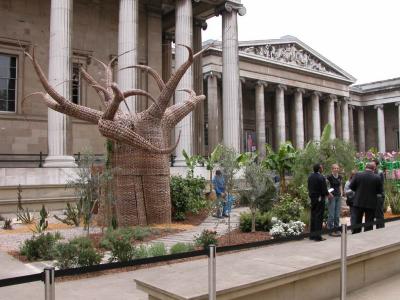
[135,223,400,300]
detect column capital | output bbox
[193,18,207,30]
[240,76,246,84]
[276,84,287,91]
[395,102,400,107]
[374,104,384,110]
[342,96,351,102]
[203,71,221,80]
[358,106,365,111]
[328,94,338,101]
[348,105,355,110]
[295,88,306,95]
[255,80,268,88]
[216,1,246,16]
[163,31,175,42]
[311,91,322,98]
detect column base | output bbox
[43,155,77,168]
[173,158,187,167]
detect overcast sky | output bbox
[202,0,399,84]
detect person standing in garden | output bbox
[350,162,383,233]
[327,164,343,236]
[308,163,333,241]
[373,159,385,229]
[212,170,226,218]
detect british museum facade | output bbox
[0,0,399,169]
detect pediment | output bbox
[238,38,355,82]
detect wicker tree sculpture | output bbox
[26,45,205,226]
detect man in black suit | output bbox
[350,162,383,234]
[308,163,333,241]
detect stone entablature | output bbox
[239,42,341,77]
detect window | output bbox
[0,54,17,112]
[71,62,81,104]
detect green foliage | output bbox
[16,208,35,225]
[286,183,310,209]
[385,180,400,214]
[54,203,81,227]
[134,244,149,258]
[99,228,135,250]
[218,146,241,193]
[262,142,297,192]
[169,242,195,254]
[182,149,202,178]
[16,184,35,224]
[66,152,101,232]
[132,226,152,241]
[271,193,304,223]
[195,229,218,249]
[293,124,356,186]
[20,232,62,261]
[33,205,48,234]
[0,214,4,221]
[148,242,167,257]
[299,208,311,227]
[54,237,102,269]
[100,227,139,262]
[198,144,222,192]
[2,218,12,230]
[170,175,207,221]
[239,211,272,232]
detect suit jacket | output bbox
[308,172,329,199]
[349,170,383,209]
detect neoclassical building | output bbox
[0,0,399,170]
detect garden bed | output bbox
[217,229,271,247]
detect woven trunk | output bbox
[112,121,172,226]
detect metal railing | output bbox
[0,216,399,299]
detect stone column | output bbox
[44,0,75,167]
[310,91,321,141]
[327,94,337,139]
[174,0,193,165]
[205,72,221,153]
[341,97,350,142]
[294,88,305,149]
[275,84,287,148]
[255,81,267,158]
[239,77,246,152]
[193,19,207,156]
[221,2,246,152]
[349,105,355,144]
[396,103,400,150]
[375,104,386,153]
[357,108,366,152]
[118,0,139,113]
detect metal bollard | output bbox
[340,223,347,300]
[208,245,216,300]
[44,267,55,300]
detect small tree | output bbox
[293,124,356,185]
[217,146,240,195]
[67,152,100,235]
[262,142,297,193]
[198,144,222,193]
[240,161,276,232]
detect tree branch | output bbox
[120,65,165,91]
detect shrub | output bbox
[134,244,149,259]
[2,218,12,230]
[99,228,135,250]
[270,219,305,238]
[169,242,195,254]
[195,229,218,249]
[170,175,207,221]
[54,237,102,269]
[20,232,62,261]
[271,193,304,223]
[70,237,102,267]
[299,208,311,227]
[148,242,167,257]
[133,226,151,241]
[239,212,272,232]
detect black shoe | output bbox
[223,214,229,217]
[314,237,326,242]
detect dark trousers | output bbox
[375,196,385,229]
[352,206,375,234]
[310,197,325,239]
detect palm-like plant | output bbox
[262,142,297,193]
[198,145,222,193]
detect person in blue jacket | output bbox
[212,169,234,218]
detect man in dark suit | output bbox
[350,162,383,234]
[308,163,332,241]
